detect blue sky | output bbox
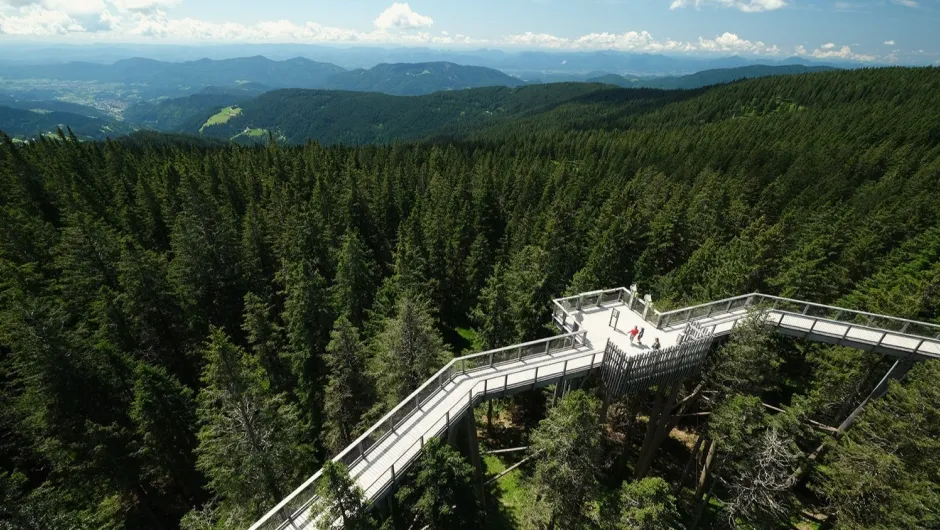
[1,0,938,64]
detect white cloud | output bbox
[373,2,432,31]
[698,32,779,54]
[669,0,786,13]
[809,43,876,62]
[884,40,895,45]
[0,6,84,34]
[0,1,890,64]
[891,0,918,6]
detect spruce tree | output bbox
[372,294,449,408]
[396,438,483,530]
[323,316,373,453]
[194,328,313,524]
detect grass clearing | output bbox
[200,106,242,132]
[484,454,529,528]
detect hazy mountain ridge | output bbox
[587,64,837,89]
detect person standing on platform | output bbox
[637,327,645,345]
[652,338,661,350]
[629,326,639,343]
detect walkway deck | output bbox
[252,288,940,530]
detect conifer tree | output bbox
[472,261,516,349]
[130,361,202,505]
[600,477,680,530]
[312,461,375,530]
[323,316,373,453]
[396,438,483,530]
[372,294,449,407]
[524,390,605,529]
[331,229,378,326]
[194,328,313,524]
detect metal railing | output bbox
[552,288,630,333]
[655,293,940,337]
[250,329,590,530]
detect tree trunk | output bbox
[678,434,705,493]
[695,439,716,499]
[690,479,716,530]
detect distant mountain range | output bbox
[0,43,873,74]
[0,56,521,97]
[586,64,837,90]
[0,62,842,142]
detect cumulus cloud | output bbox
[698,32,780,54]
[669,0,786,13]
[798,42,876,62]
[0,5,84,35]
[0,0,887,63]
[373,2,432,31]
[884,40,895,45]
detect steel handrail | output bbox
[250,329,589,530]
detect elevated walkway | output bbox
[252,288,940,530]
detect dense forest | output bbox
[1,67,939,530]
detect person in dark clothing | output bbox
[637,327,645,345]
[652,338,661,350]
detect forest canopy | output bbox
[1,67,939,529]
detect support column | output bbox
[447,411,461,446]
[552,379,565,408]
[465,413,487,512]
[794,356,915,482]
[636,381,682,479]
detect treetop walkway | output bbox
[251,287,940,530]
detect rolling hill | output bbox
[325,62,525,95]
[190,83,609,144]
[587,64,837,89]
[0,105,131,140]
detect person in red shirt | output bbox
[629,326,639,343]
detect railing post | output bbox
[388,417,395,434]
[420,435,424,448]
[662,313,671,329]
[544,340,551,354]
[803,304,810,315]
[577,295,583,310]
[518,346,524,360]
[840,325,852,342]
[725,300,733,312]
[484,379,488,395]
[533,366,539,388]
[901,322,910,333]
[391,464,396,485]
[562,359,569,377]
[914,338,926,354]
[504,374,508,393]
[489,352,494,366]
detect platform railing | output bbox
[654,293,940,339]
[249,329,589,530]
